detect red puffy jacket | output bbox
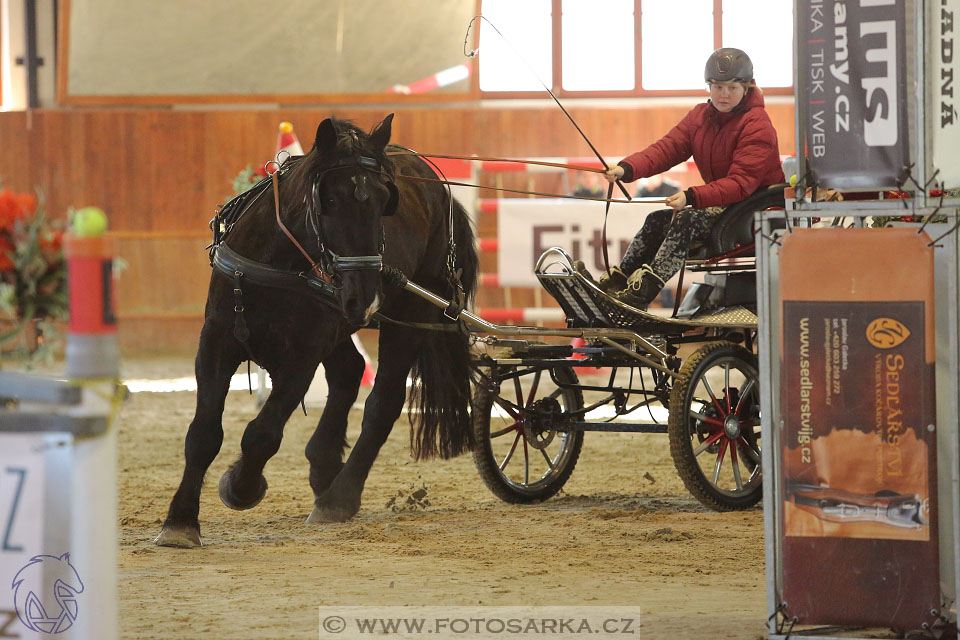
[619,89,784,208]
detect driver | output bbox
[578,48,784,309]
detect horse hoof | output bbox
[155,525,201,548]
[218,470,268,511]
[306,504,356,524]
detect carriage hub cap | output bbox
[723,415,741,439]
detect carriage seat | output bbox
[687,184,787,260]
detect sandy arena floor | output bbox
[106,354,767,640]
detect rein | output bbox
[396,173,666,205]
[271,170,329,281]
[386,150,609,174]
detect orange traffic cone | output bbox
[276,121,304,157]
[352,333,376,386]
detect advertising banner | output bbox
[797,0,909,188]
[496,199,665,287]
[933,0,960,184]
[779,228,938,628]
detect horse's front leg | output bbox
[307,328,419,523]
[217,357,318,511]
[305,337,366,497]
[156,324,243,548]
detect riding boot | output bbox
[573,261,628,294]
[597,267,627,293]
[614,266,665,310]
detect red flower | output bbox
[0,236,13,272]
[0,189,37,231]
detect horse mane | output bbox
[282,117,395,209]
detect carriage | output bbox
[157,116,786,548]
[396,185,786,511]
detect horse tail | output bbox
[408,196,479,460]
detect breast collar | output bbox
[211,241,340,309]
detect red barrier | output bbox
[475,307,565,323]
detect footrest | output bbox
[534,248,757,332]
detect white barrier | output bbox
[0,233,120,639]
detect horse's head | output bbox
[301,114,398,326]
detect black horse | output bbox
[156,114,478,548]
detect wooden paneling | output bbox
[0,103,795,353]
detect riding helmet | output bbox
[704,48,753,83]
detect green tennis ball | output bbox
[73,206,108,236]
[789,174,798,188]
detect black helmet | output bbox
[704,48,753,83]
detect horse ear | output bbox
[369,113,394,150]
[314,118,337,153]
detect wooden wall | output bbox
[0,102,795,353]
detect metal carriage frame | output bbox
[398,242,767,511]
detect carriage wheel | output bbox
[668,342,762,510]
[472,364,584,504]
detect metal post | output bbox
[20,0,40,109]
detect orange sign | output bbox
[779,228,939,629]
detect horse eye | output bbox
[324,198,336,210]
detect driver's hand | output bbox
[603,164,625,183]
[666,191,687,211]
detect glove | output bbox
[603,164,624,183]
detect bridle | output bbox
[270,151,398,285]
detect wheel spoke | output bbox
[540,446,555,470]
[513,377,524,409]
[735,378,758,415]
[525,370,542,407]
[689,409,724,428]
[523,437,530,485]
[700,375,727,418]
[724,364,731,413]
[693,431,725,456]
[730,443,743,491]
[490,423,520,439]
[492,396,521,420]
[713,438,728,485]
[738,435,761,465]
[499,431,522,471]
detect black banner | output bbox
[798,0,909,188]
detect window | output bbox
[561,0,634,92]
[721,0,794,88]
[640,0,714,90]
[478,0,553,92]
[478,0,794,97]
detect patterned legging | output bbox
[620,207,725,283]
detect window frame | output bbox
[479,0,794,99]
